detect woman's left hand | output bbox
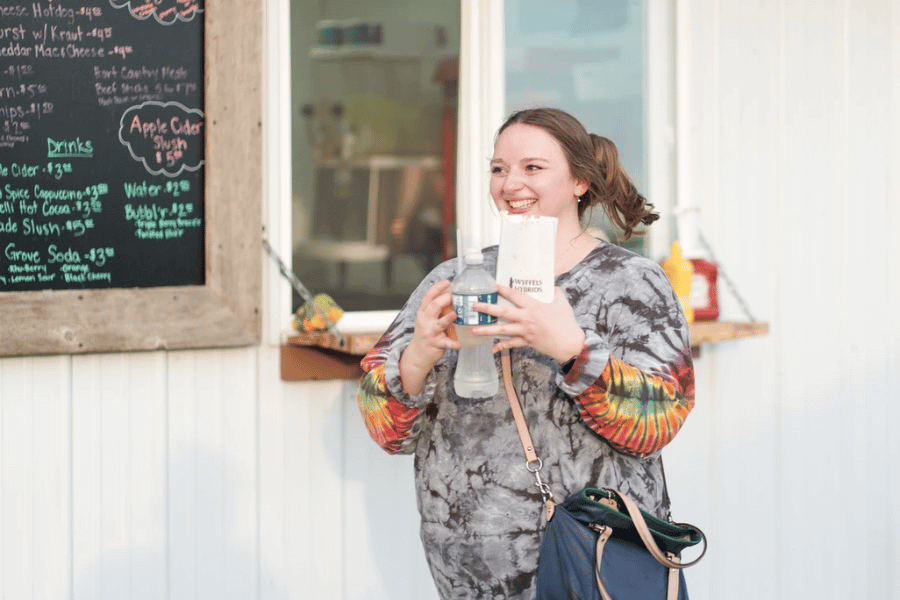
[472,284,585,364]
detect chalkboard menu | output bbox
[1,0,205,292]
[0,0,261,356]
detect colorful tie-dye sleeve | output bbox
[357,333,425,455]
[559,262,696,457]
[355,261,457,455]
[563,345,694,457]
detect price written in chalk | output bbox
[157,147,182,168]
[65,218,95,237]
[46,161,72,179]
[85,27,114,42]
[2,64,35,80]
[110,45,133,59]
[74,197,102,218]
[165,179,190,197]
[85,247,114,267]
[3,119,29,134]
[78,6,104,20]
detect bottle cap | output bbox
[464,248,483,265]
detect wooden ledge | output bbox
[286,331,381,356]
[279,332,380,381]
[280,321,769,380]
[689,320,769,356]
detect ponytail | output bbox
[587,134,659,241]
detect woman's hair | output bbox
[497,107,659,241]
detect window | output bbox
[288,1,461,313]
[504,0,674,257]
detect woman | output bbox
[357,108,695,599]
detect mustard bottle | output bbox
[662,241,694,324]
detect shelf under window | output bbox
[280,320,769,381]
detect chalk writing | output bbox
[31,3,80,24]
[2,64,35,79]
[124,200,200,240]
[47,137,93,158]
[118,101,203,177]
[94,64,195,107]
[110,0,202,25]
[0,0,205,291]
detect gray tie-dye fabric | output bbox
[373,242,692,600]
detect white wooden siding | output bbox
[1,1,898,599]
[670,1,899,600]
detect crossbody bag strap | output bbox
[501,349,539,465]
[501,349,554,514]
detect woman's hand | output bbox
[473,284,585,364]
[399,279,461,395]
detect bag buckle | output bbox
[526,458,554,503]
[589,523,610,536]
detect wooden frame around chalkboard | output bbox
[0,1,262,356]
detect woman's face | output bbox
[490,123,587,221]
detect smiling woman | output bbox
[356,106,693,600]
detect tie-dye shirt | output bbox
[357,242,694,600]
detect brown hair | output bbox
[497,107,658,241]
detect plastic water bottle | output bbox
[452,248,499,398]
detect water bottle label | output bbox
[453,292,498,326]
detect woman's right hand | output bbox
[399,279,461,395]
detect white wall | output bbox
[1,1,898,599]
[0,347,435,600]
[664,0,900,598]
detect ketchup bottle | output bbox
[689,257,719,321]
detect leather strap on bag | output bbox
[593,525,681,600]
[501,349,539,465]
[668,555,681,600]
[502,349,554,518]
[611,490,706,569]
